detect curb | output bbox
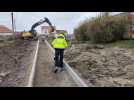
[27,40,39,87]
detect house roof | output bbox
[112,12,134,17]
[112,12,134,24]
[0,25,12,33]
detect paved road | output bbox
[33,41,77,87]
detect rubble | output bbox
[0,71,11,77]
[65,43,134,87]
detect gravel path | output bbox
[33,41,77,87]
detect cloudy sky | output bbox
[0,12,122,34]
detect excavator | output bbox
[20,17,54,40]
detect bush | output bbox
[74,19,90,41]
[74,13,131,43]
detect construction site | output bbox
[0,12,134,87]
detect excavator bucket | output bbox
[48,27,55,33]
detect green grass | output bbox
[104,40,134,49]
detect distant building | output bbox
[66,34,73,40]
[41,26,69,39]
[55,30,72,40]
[41,26,56,38]
[0,25,12,33]
[112,12,134,39]
[0,25,13,35]
[41,26,50,33]
[41,26,56,34]
[56,30,68,34]
[113,12,134,28]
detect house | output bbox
[41,26,56,34]
[41,26,50,33]
[41,26,56,39]
[113,12,134,39]
[113,12,134,23]
[0,25,13,35]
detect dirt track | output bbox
[33,41,77,87]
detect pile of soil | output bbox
[65,43,134,87]
[0,39,36,87]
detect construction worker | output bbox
[51,33,68,73]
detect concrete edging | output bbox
[27,40,39,87]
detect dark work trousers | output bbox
[54,49,64,68]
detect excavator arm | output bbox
[30,17,54,32]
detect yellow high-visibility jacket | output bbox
[51,37,68,49]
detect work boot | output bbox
[54,67,59,73]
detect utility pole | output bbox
[14,16,16,32]
[11,12,14,34]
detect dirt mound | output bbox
[0,39,36,87]
[65,43,134,87]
